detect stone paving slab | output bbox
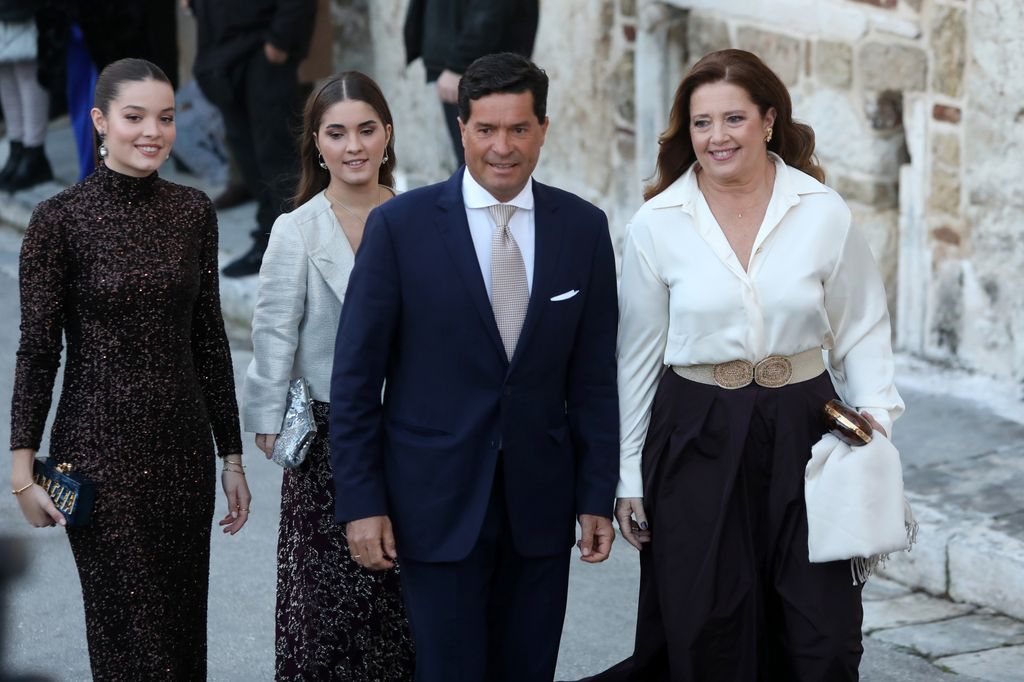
[891,390,1024,468]
[871,613,1024,658]
[861,638,986,681]
[863,576,914,601]
[863,592,976,632]
[904,450,1024,518]
[936,644,1024,682]
[948,525,1024,622]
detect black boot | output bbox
[3,145,53,192]
[221,240,267,278]
[0,140,24,189]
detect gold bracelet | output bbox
[223,466,246,475]
[12,482,34,495]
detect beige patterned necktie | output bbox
[488,203,528,361]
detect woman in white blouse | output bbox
[241,72,413,680]
[584,50,903,681]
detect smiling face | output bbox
[688,80,776,185]
[314,99,391,189]
[91,78,176,177]
[459,91,548,202]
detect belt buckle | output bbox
[713,360,754,389]
[754,355,793,388]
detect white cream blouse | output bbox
[616,154,904,498]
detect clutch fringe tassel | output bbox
[849,500,920,586]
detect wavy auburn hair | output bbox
[644,49,823,201]
[294,71,397,206]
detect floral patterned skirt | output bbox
[275,401,414,681]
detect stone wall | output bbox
[330,0,1024,382]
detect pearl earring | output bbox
[317,152,327,170]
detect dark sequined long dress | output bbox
[10,163,243,681]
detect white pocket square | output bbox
[550,289,579,302]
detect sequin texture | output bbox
[10,163,242,680]
[275,401,414,681]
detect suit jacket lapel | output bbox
[306,194,355,303]
[435,169,507,361]
[509,180,563,371]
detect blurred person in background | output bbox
[0,0,53,191]
[191,0,316,278]
[403,0,539,166]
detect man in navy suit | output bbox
[330,52,619,681]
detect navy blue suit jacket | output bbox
[329,169,619,562]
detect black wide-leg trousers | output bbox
[586,370,864,682]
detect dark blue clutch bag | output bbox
[32,459,96,526]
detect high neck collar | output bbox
[94,162,160,200]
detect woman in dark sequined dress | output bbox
[241,72,414,681]
[9,58,250,680]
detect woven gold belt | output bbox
[672,348,825,389]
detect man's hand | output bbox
[577,514,614,563]
[436,69,461,104]
[264,42,288,64]
[615,497,650,551]
[346,515,397,571]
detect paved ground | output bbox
[3,121,1024,680]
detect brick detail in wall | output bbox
[933,104,962,123]
[850,0,897,8]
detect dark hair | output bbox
[92,58,172,167]
[645,49,824,201]
[457,52,548,123]
[294,71,397,206]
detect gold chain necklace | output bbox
[326,186,381,225]
[698,164,775,219]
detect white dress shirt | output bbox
[616,154,905,498]
[462,169,535,296]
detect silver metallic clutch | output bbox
[272,377,317,469]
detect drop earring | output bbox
[99,133,108,159]
[317,152,327,170]
[764,128,773,144]
[382,151,389,165]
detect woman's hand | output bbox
[218,457,251,535]
[11,448,64,527]
[615,497,651,551]
[255,433,278,459]
[16,484,66,527]
[861,412,888,438]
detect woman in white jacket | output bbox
[242,71,413,681]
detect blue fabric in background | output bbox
[66,23,97,180]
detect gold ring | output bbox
[352,554,362,559]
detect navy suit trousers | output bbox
[399,461,571,682]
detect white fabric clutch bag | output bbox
[805,432,917,583]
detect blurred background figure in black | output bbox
[0,0,53,192]
[403,0,539,167]
[190,0,316,278]
[0,537,50,682]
